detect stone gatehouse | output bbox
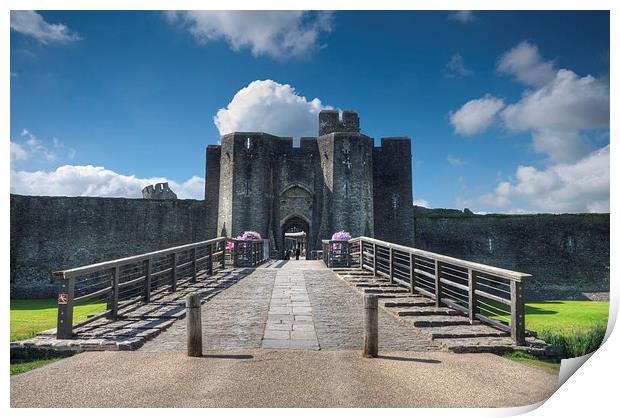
[204,110,414,254]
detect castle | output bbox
[204,110,414,256]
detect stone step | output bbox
[355,282,401,289]
[404,316,472,328]
[392,307,460,317]
[382,299,436,308]
[362,287,409,295]
[427,325,509,340]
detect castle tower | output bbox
[205,108,413,254]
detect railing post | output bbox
[434,260,442,307]
[186,293,203,357]
[56,275,75,339]
[110,266,119,319]
[170,252,177,292]
[468,269,478,323]
[372,243,377,276]
[511,280,526,345]
[144,259,151,303]
[363,295,379,358]
[220,241,225,270]
[191,248,197,283]
[207,243,213,275]
[388,247,394,284]
[409,253,415,294]
[359,240,364,269]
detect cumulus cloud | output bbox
[497,41,555,86]
[449,11,476,23]
[165,11,332,59]
[460,146,609,213]
[10,165,205,200]
[445,53,473,78]
[449,95,505,136]
[214,80,330,139]
[500,69,609,162]
[454,41,609,213]
[413,199,430,208]
[10,10,80,44]
[497,41,555,87]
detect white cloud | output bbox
[10,142,28,161]
[11,129,79,164]
[459,146,609,213]
[17,129,56,162]
[449,11,476,23]
[500,69,609,163]
[214,80,330,139]
[11,165,205,200]
[10,11,80,44]
[449,94,505,136]
[454,41,609,213]
[165,11,332,59]
[413,199,430,208]
[497,41,555,87]
[445,53,473,78]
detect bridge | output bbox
[15,236,554,356]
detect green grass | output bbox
[10,357,65,375]
[524,300,609,334]
[502,351,560,373]
[10,299,106,341]
[485,299,609,359]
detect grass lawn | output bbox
[10,299,106,341]
[10,358,66,375]
[524,300,609,334]
[502,352,560,373]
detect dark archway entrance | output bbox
[281,215,310,260]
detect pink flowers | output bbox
[239,231,262,240]
[331,231,351,241]
[227,231,262,250]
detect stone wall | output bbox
[10,195,210,298]
[373,138,414,246]
[413,207,610,300]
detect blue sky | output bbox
[10,10,610,213]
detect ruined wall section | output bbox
[373,137,414,246]
[413,207,610,299]
[10,195,209,298]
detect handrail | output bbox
[322,236,528,345]
[348,236,531,281]
[53,237,269,339]
[53,237,228,280]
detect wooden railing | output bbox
[53,237,268,339]
[229,238,270,267]
[324,236,530,345]
[321,240,351,268]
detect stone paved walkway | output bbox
[142,260,435,352]
[262,267,319,349]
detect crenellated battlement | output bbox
[319,109,360,136]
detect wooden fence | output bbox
[324,236,530,345]
[53,237,268,339]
